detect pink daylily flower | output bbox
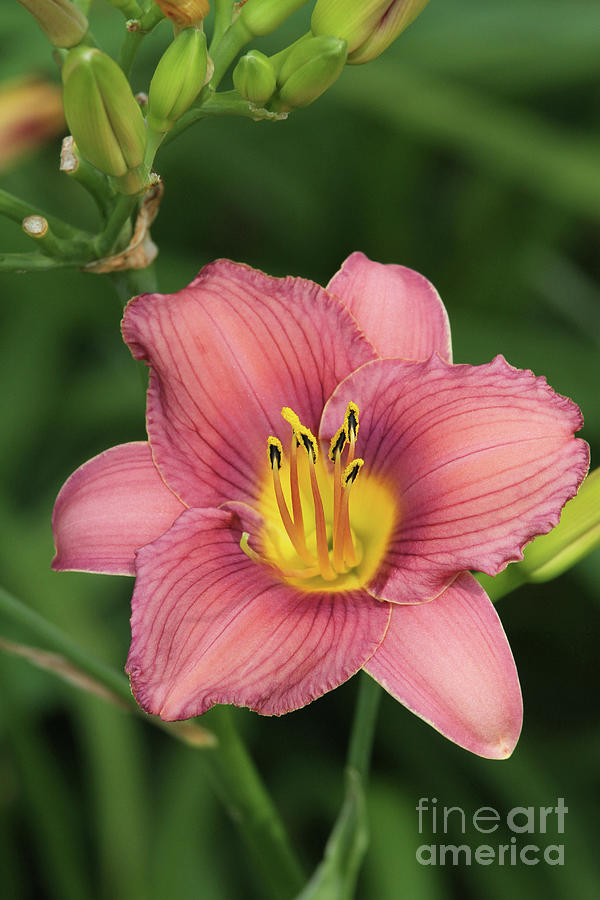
[52,253,589,758]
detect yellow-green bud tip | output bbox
[233,50,277,106]
[18,0,87,49]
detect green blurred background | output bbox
[1,1,599,898]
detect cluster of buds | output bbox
[233,35,347,111]
[231,0,430,111]
[17,0,432,197]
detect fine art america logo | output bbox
[415,797,567,866]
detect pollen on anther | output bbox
[344,402,360,442]
[298,426,318,464]
[267,436,283,469]
[329,425,346,462]
[281,407,301,430]
[343,458,364,486]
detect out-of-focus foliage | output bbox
[0,1,598,898]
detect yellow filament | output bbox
[333,459,364,571]
[252,402,389,588]
[333,449,342,538]
[288,435,309,557]
[307,456,336,581]
[272,465,315,566]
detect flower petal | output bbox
[52,442,185,575]
[126,507,390,719]
[364,573,522,759]
[122,260,375,509]
[321,355,589,603]
[327,251,452,362]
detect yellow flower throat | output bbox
[241,403,397,592]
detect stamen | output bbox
[293,423,336,581]
[342,459,364,568]
[328,426,347,462]
[281,407,309,554]
[297,425,318,464]
[268,436,283,470]
[267,436,315,566]
[344,402,359,443]
[281,406,301,431]
[329,425,346,538]
[333,458,364,571]
[344,401,359,466]
[288,435,305,536]
[343,458,364,486]
[259,401,370,585]
[307,456,336,581]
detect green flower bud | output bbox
[236,0,310,38]
[517,467,599,583]
[62,47,147,194]
[233,50,276,106]
[311,0,429,64]
[477,466,598,602]
[18,0,88,49]
[147,27,208,133]
[275,35,347,111]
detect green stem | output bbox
[294,674,381,899]
[119,5,165,76]
[164,90,286,145]
[140,3,165,30]
[119,30,145,77]
[210,19,251,89]
[21,220,92,262]
[144,128,166,170]
[94,193,139,258]
[63,156,116,220]
[0,585,305,894]
[0,252,76,272]
[0,187,83,239]
[0,586,133,704]
[211,0,235,48]
[110,263,158,302]
[346,672,382,779]
[201,707,306,899]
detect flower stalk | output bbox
[0,583,305,897]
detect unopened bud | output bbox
[147,27,208,132]
[235,0,309,38]
[233,50,276,105]
[155,0,209,28]
[311,0,429,64]
[18,0,88,49]
[62,47,147,194]
[275,35,347,111]
[518,467,599,583]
